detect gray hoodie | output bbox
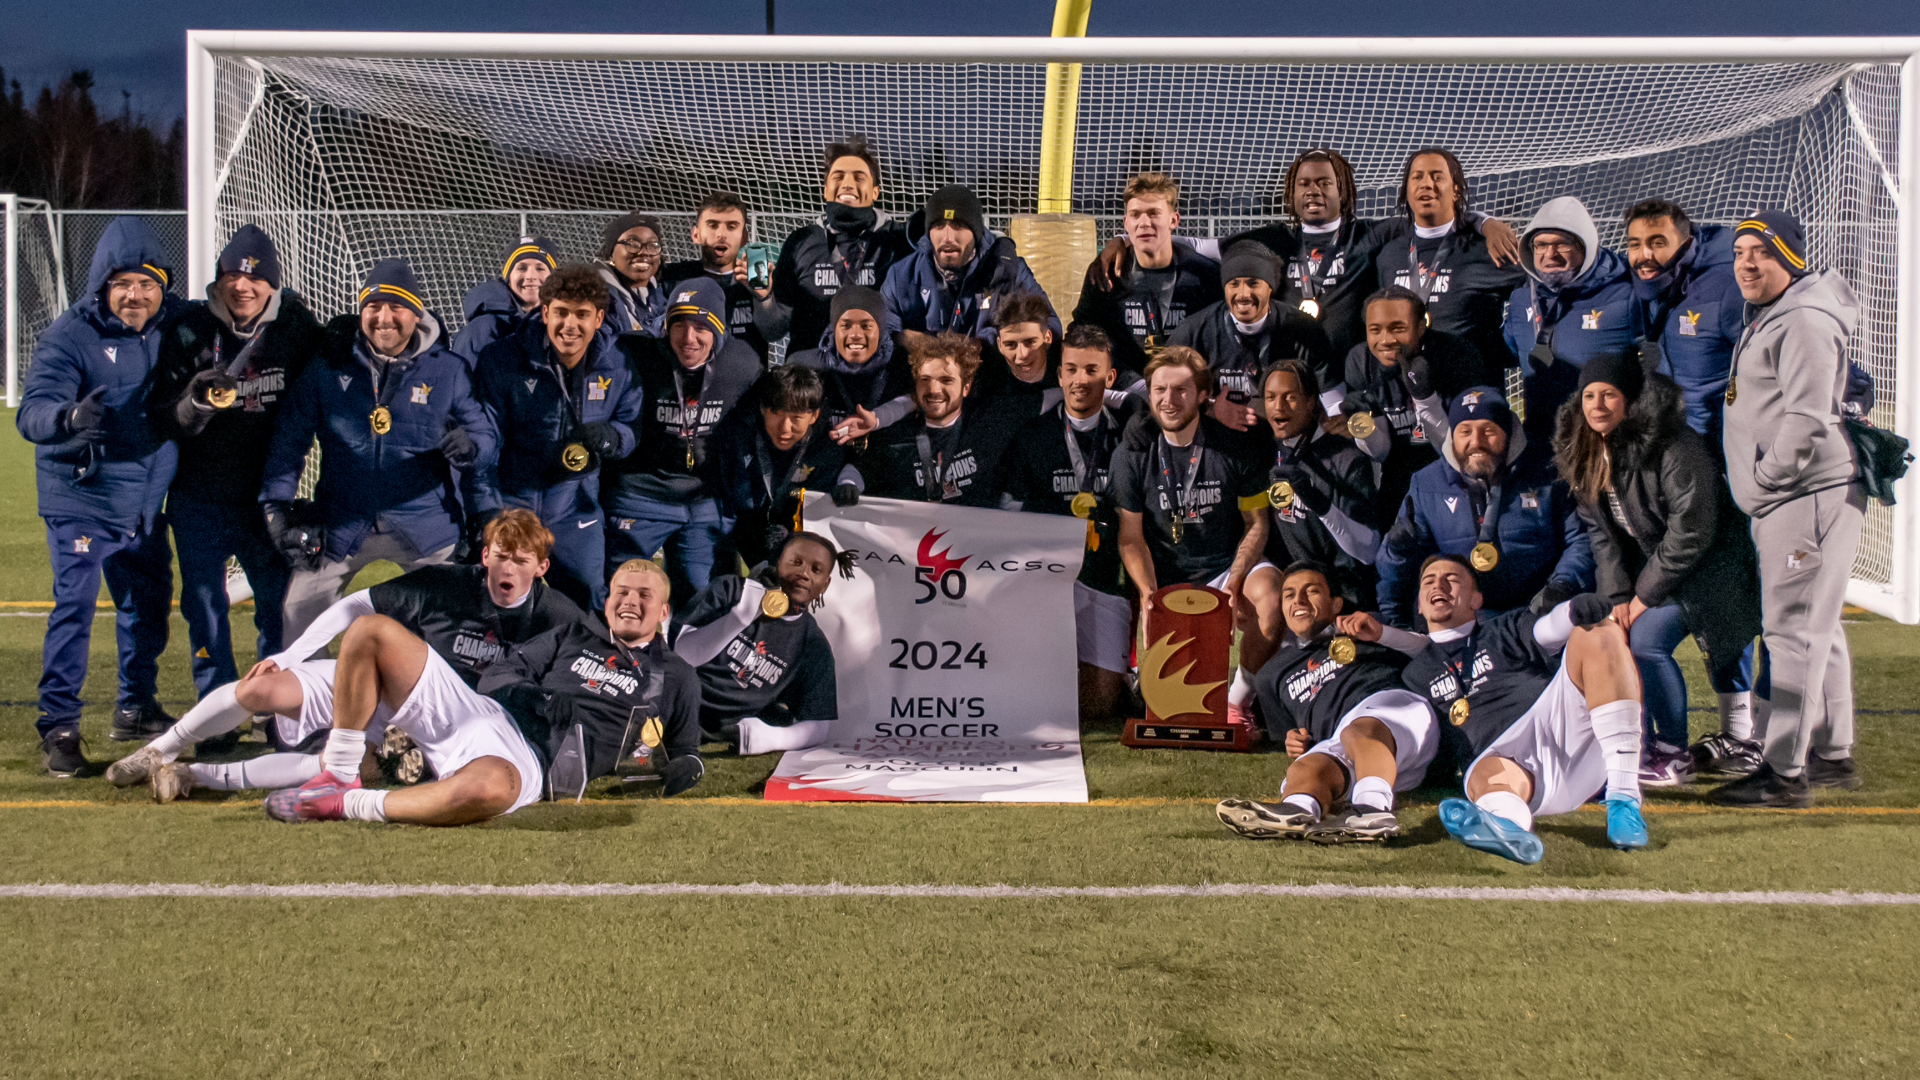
[1721,270,1860,517]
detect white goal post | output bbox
[184,31,1920,622]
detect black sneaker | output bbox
[41,729,88,778]
[1689,732,1763,777]
[1708,763,1813,809]
[1807,755,1864,791]
[110,703,175,742]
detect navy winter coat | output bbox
[17,217,183,531]
[1505,249,1641,426]
[1631,224,1745,440]
[451,278,532,363]
[881,230,1057,346]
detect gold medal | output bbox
[1298,298,1320,319]
[1169,521,1184,545]
[760,588,791,618]
[686,443,697,469]
[207,385,238,409]
[560,443,590,472]
[1346,411,1376,438]
[369,406,392,435]
[640,715,664,749]
[1268,480,1295,510]
[1470,542,1500,572]
[1328,635,1356,665]
[1070,492,1097,519]
[1449,698,1470,726]
[1724,377,1737,406]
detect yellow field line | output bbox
[3,797,1916,816]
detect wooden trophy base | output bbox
[1121,714,1265,752]
[1121,582,1264,753]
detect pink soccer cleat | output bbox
[265,771,360,823]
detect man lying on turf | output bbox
[106,510,580,802]
[1215,561,1433,843]
[478,559,705,799]
[1344,552,1648,864]
[671,531,854,755]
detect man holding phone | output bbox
[660,192,772,362]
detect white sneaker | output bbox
[105,744,166,787]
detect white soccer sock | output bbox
[321,728,366,783]
[188,753,323,792]
[1350,776,1395,814]
[1475,790,1533,832]
[736,718,831,756]
[1227,668,1255,708]
[342,789,388,822]
[1278,793,1321,820]
[149,683,249,761]
[1719,692,1754,741]
[1588,699,1645,804]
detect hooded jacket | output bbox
[1072,241,1223,379]
[1722,270,1862,517]
[602,330,762,509]
[880,229,1057,346]
[1553,375,1761,678]
[17,217,184,531]
[1632,225,1746,440]
[711,404,852,569]
[764,207,917,353]
[150,287,324,508]
[471,315,644,520]
[597,264,667,339]
[451,278,533,363]
[1503,197,1642,426]
[784,316,913,430]
[659,262,770,361]
[1374,423,1594,628]
[260,311,496,561]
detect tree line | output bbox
[0,68,183,209]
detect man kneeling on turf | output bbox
[106,509,580,803]
[1216,562,1433,843]
[672,532,854,755]
[1346,553,1648,864]
[479,559,705,800]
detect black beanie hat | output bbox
[1576,348,1646,405]
[216,224,282,291]
[358,258,427,316]
[1735,210,1811,279]
[829,285,887,327]
[599,213,665,260]
[1220,242,1280,290]
[924,185,986,244]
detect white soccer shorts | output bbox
[385,648,545,815]
[1074,581,1133,674]
[1296,689,1439,792]
[274,660,392,751]
[1468,663,1604,818]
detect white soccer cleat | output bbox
[151,762,197,804]
[105,744,165,787]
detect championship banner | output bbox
[764,495,1090,802]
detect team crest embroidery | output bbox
[239,256,258,274]
[103,347,117,364]
[1445,497,1460,513]
[1521,491,1540,509]
[339,375,353,391]
[1582,309,1603,330]
[676,290,698,304]
[1459,390,1484,407]
[524,378,537,393]
[588,376,610,402]
[410,384,432,405]
[1788,549,1811,569]
[1678,310,1701,337]
[73,536,91,554]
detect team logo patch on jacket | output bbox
[589,376,610,401]
[1678,310,1701,337]
[1582,309,1603,330]
[73,536,91,554]
[410,384,432,405]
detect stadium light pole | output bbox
[1036,0,1091,214]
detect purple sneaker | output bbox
[1639,745,1697,788]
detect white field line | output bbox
[2,882,1919,907]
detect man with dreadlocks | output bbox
[672,531,855,754]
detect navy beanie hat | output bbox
[1735,211,1811,279]
[665,277,729,338]
[1447,386,1515,435]
[358,258,427,316]
[501,235,560,279]
[216,224,282,291]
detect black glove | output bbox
[543,690,581,732]
[1530,579,1579,614]
[831,482,861,507]
[1568,592,1614,628]
[1272,456,1332,516]
[763,523,792,559]
[662,753,705,797]
[262,501,324,572]
[1400,353,1433,399]
[439,425,479,469]
[66,387,108,443]
[1638,337,1666,378]
[460,509,499,564]
[570,422,622,459]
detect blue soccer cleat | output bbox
[1439,797,1545,865]
[1605,797,1649,850]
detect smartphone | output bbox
[742,242,777,291]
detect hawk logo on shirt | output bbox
[1582,309,1603,330]
[1678,310,1702,337]
[103,347,118,364]
[73,536,91,554]
[410,384,432,405]
[588,376,611,402]
[570,653,639,696]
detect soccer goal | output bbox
[183,32,1920,620]
[2,194,65,408]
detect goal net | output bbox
[2,196,64,408]
[190,35,1915,619]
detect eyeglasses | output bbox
[616,239,663,255]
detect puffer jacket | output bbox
[1504,197,1641,427]
[1554,375,1761,679]
[451,277,532,363]
[1632,224,1745,440]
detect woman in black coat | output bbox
[1553,350,1763,785]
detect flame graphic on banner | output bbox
[916,528,970,579]
[1139,633,1226,720]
